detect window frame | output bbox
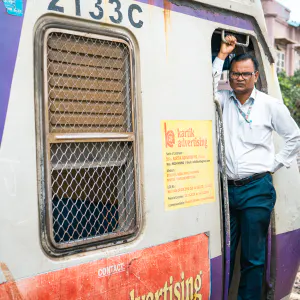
[34,17,143,257]
[211,29,268,93]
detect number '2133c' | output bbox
[48,0,144,28]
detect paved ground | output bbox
[290,269,300,299]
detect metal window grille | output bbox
[276,50,285,73]
[42,29,139,250]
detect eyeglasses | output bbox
[229,71,257,80]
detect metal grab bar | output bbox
[214,99,231,300]
[266,224,272,289]
[221,30,250,47]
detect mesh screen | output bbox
[44,31,137,248]
[50,142,136,245]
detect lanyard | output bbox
[233,98,254,124]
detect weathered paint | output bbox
[0,271,6,286]
[0,2,299,300]
[0,0,27,147]
[0,234,210,299]
[163,0,171,55]
[0,263,22,300]
[136,0,254,31]
[1,228,299,300]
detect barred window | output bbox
[276,50,285,73]
[41,29,139,251]
[295,51,300,71]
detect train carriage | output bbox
[0,0,299,299]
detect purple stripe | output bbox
[0,0,27,146]
[210,255,223,300]
[136,0,254,31]
[275,228,300,299]
[210,229,300,300]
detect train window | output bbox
[211,29,267,93]
[40,29,139,251]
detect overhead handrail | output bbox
[221,30,250,47]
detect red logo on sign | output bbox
[164,122,175,148]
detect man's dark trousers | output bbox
[228,173,276,300]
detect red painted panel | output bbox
[0,234,210,299]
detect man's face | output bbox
[229,59,259,94]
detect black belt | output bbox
[227,172,270,187]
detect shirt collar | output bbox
[229,87,257,104]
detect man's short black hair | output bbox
[230,53,259,72]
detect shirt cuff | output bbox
[275,153,293,168]
[271,159,284,173]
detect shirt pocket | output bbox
[240,124,267,145]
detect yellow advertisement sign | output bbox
[161,120,215,210]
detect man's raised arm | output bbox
[212,35,237,105]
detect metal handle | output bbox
[214,99,231,300]
[266,222,274,290]
[222,30,250,47]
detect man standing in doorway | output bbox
[213,36,300,299]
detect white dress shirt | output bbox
[213,57,300,180]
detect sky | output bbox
[276,0,300,22]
